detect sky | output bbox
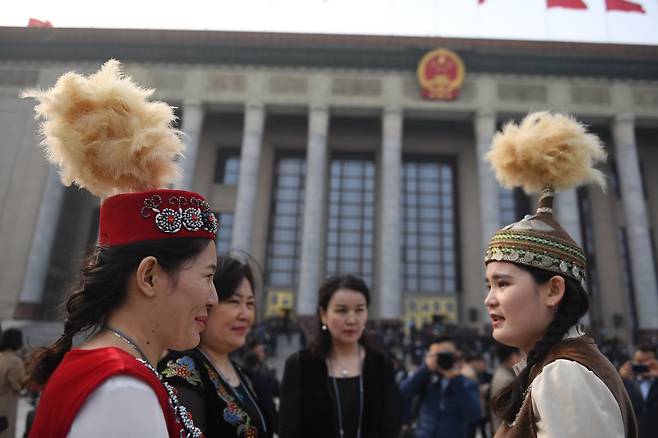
[2,0,658,45]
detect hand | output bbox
[618,361,633,380]
[647,359,658,378]
[619,361,635,380]
[425,353,439,372]
[460,363,478,381]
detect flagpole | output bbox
[477,0,483,39]
[544,1,552,42]
[604,1,612,43]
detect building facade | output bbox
[1,27,658,341]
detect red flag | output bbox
[606,0,645,13]
[547,0,588,9]
[27,18,53,28]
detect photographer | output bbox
[619,345,658,438]
[400,336,480,438]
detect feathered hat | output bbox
[23,60,217,246]
[484,111,607,291]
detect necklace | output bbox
[331,356,355,377]
[328,345,364,438]
[198,348,268,434]
[330,346,363,377]
[105,326,150,364]
[104,326,203,437]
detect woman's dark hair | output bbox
[26,238,212,387]
[214,251,259,301]
[309,274,371,358]
[0,328,24,351]
[490,264,589,425]
[426,335,457,350]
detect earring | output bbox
[322,323,327,331]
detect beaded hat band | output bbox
[485,191,588,290]
[99,189,217,246]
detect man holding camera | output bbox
[400,336,481,438]
[619,345,658,438]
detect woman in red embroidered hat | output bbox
[22,60,219,438]
[483,111,637,438]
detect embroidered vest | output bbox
[494,337,638,438]
[30,347,181,438]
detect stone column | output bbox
[475,110,500,266]
[15,167,65,319]
[613,114,658,333]
[297,105,330,316]
[378,106,403,319]
[179,100,204,190]
[231,103,265,253]
[556,189,583,247]
[556,189,590,324]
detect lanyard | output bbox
[328,346,364,438]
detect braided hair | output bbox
[489,264,589,425]
[26,238,212,387]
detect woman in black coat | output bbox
[278,275,401,438]
[159,253,273,438]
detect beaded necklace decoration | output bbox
[106,327,204,438]
[138,359,204,438]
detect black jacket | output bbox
[158,349,274,438]
[278,347,401,438]
[624,378,658,438]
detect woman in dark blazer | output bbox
[278,275,401,438]
[159,253,273,438]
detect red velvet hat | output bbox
[23,60,218,247]
[99,190,217,246]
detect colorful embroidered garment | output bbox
[159,349,271,438]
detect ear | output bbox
[135,256,160,298]
[319,307,327,325]
[545,275,566,308]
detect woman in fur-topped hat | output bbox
[23,60,219,438]
[483,112,638,438]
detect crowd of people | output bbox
[0,61,655,438]
[2,310,658,438]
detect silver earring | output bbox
[322,323,327,331]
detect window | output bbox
[326,156,375,286]
[499,187,531,227]
[215,148,241,185]
[266,154,306,288]
[402,157,457,294]
[216,212,234,254]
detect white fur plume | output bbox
[22,59,184,197]
[485,111,607,194]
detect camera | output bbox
[436,352,455,370]
[631,363,650,374]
